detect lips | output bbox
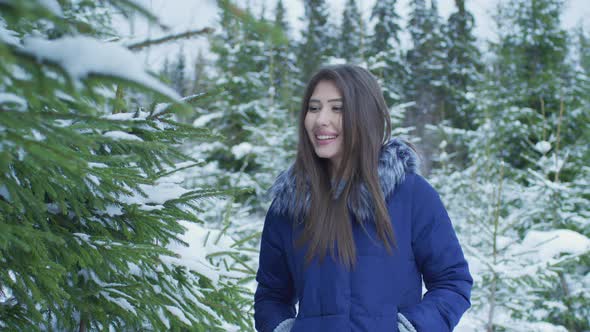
[314,131,339,145]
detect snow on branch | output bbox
[126,27,214,51]
[35,0,62,16]
[20,35,180,100]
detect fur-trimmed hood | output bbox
[267,137,421,222]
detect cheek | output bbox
[304,114,313,134]
[336,114,343,134]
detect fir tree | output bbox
[180,9,298,315]
[190,48,211,96]
[207,2,268,149]
[0,1,252,330]
[274,0,288,32]
[370,0,401,54]
[492,0,568,112]
[577,26,590,76]
[444,0,481,130]
[298,0,332,82]
[338,0,364,63]
[367,0,406,107]
[428,1,590,329]
[432,110,590,331]
[160,56,171,83]
[486,0,581,170]
[271,0,298,114]
[405,0,447,173]
[170,46,188,97]
[190,1,296,214]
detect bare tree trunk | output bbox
[79,314,87,332]
[486,162,504,332]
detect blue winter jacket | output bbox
[254,138,473,332]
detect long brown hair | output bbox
[293,64,396,271]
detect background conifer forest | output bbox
[0,0,588,331]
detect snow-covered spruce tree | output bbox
[486,0,581,171]
[181,6,298,327]
[178,11,296,311]
[430,107,590,331]
[427,1,590,329]
[0,1,252,330]
[270,0,299,115]
[188,1,296,210]
[298,0,333,82]
[366,0,407,108]
[369,0,401,57]
[444,0,481,131]
[432,0,482,169]
[405,0,448,174]
[578,26,590,75]
[338,0,364,63]
[170,46,188,97]
[189,49,212,98]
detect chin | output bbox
[314,147,341,160]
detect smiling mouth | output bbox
[315,134,338,145]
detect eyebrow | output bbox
[309,98,343,103]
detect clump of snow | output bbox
[36,0,63,16]
[86,174,100,185]
[534,140,551,154]
[0,92,27,112]
[102,110,150,121]
[10,64,32,81]
[0,20,19,45]
[100,291,136,315]
[161,220,244,285]
[139,182,186,205]
[231,142,253,159]
[118,174,189,211]
[193,111,223,127]
[72,233,97,249]
[103,130,143,141]
[105,204,123,216]
[157,307,170,329]
[54,119,73,127]
[371,61,387,69]
[31,129,45,141]
[20,35,180,100]
[55,90,74,102]
[0,185,10,201]
[73,233,91,242]
[327,57,347,65]
[88,162,108,168]
[152,103,169,117]
[165,305,191,325]
[520,229,590,261]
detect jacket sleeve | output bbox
[254,200,297,332]
[398,174,473,331]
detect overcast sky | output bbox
[117,0,590,70]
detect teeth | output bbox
[317,135,336,140]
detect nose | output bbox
[316,106,330,126]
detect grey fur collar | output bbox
[268,137,421,222]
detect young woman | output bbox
[254,64,473,332]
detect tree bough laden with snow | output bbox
[430,88,590,332]
[0,1,252,330]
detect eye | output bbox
[308,105,320,112]
[332,106,343,112]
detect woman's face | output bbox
[304,80,344,172]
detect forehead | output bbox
[309,80,342,101]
